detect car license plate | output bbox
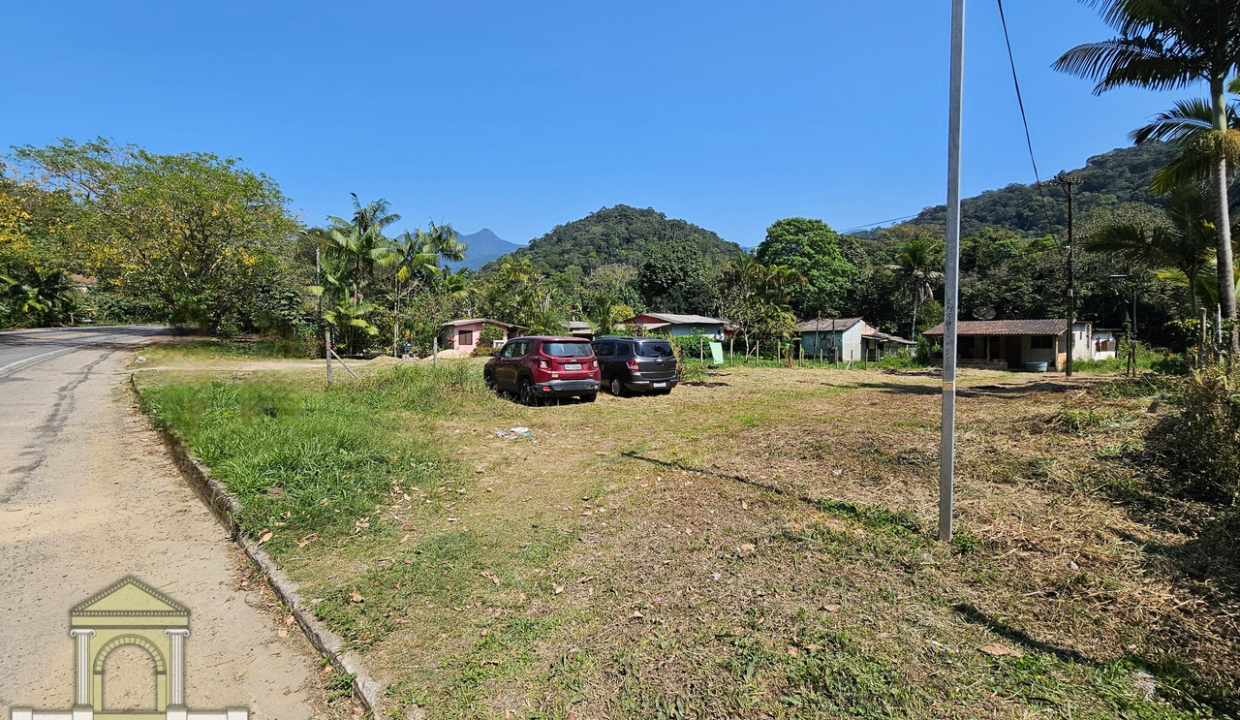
[653,382,667,388]
[564,363,582,370]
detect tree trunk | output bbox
[911,297,920,340]
[1211,78,1238,351]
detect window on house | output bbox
[1030,335,1054,349]
[458,330,473,346]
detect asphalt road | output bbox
[0,327,321,719]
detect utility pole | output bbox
[1049,173,1080,377]
[940,0,966,543]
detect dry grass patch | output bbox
[139,357,1239,719]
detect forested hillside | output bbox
[910,142,1179,237]
[485,204,744,274]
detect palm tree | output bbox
[583,292,618,337]
[325,195,402,294]
[378,222,467,355]
[1053,0,1240,346]
[888,238,944,338]
[1085,182,1219,315]
[1131,96,1240,192]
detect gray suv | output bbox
[592,336,678,396]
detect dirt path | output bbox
[0,329,326,719]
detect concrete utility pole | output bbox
[1049,173,1080,377]
[940,0,966,543]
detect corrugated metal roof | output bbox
[923,319,1072,336]
[440,318,521,328]
[796,318,863,333]
[636,313,725,325]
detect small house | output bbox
[923,319,1094,371]
[1092,328,1120,361]
[623,313,727,340]
[564,320,595,340]
[438,319,522,354]
[798,318,912,362]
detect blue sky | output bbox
[1,2,1199,248]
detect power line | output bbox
[840,213,922,234]
[996,0,1042,188]
[995,0,1063,248]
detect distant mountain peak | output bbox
[447,228,522,271]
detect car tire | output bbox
[581,392,597,403]
[484,371,497,391]
[609,376,626,397]
[519,377,540,407]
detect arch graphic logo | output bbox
[9,577,249,720]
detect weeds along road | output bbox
[0,327,321,719]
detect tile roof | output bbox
[923,319,1072,336]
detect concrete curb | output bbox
[127,375,387,718]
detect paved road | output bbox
[0,327,321,719]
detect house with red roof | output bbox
[923,319,1095,371]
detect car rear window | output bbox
[542,342,594,357]
[636,341,675,358]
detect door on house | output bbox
[1004,337,1021,368]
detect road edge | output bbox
[126,374,388,718]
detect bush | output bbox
[1147,364,1240,503]
[470,325,505,357]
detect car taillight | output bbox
[592,359,599,368]
[627,359,639,372]
[538,358,550,369]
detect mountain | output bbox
[904,142,1181,238]
[483,204,744,274]
[448,229,522,271]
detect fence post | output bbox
[433,336,438,368]
[325,327,333,387]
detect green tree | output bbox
[12,138,297,332]
[1054,0,1240,344]
[1132,96,1240,191]
[0,266,79,327]
[1084,183,1219,315]
[378,222,466,355]
[755,218,855,317]
[887,237,945,338]
[637,241,717,315]
[719,256,803,352]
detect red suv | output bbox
[484,336,601,405]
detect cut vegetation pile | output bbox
[136,358,1240,720]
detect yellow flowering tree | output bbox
[13,138,298,331]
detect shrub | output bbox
[470,325,505,357]
[1147,364,1240,503]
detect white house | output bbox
[797,318,911,362]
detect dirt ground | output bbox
[0,331,351,719]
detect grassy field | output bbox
[135,354,1239,720]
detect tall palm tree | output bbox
[1131,96,1240,192]
[1054,0,1240,346]
[888,238,944,338]
[377,222,466,355]
[1085,182,1219,314]
[325,195,402,292]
